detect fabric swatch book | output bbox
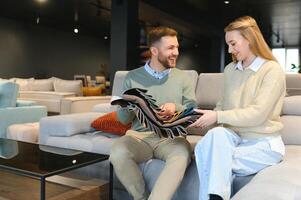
[111,88,202,138]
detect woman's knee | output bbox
[205,127,238,141]
[195,127,238,152]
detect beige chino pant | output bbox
[109,130,192,200]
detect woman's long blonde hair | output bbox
[224,16,277,63]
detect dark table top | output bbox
[0,138,109,178]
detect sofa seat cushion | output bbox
[232,145,301,200]
[7,122,39,143]
[42,134,202,155]
[42,131,120,155]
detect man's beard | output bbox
[158,53,177,69]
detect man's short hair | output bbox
[148,27,177,47]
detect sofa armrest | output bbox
[60,96,112,114]
[0,106,47,138]
[39,112,104,144]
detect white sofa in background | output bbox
[60,96,112,115]
[9,77,112,114]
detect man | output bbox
[109,26,197,200]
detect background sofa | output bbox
[5,77,112,114]
[0,81,47,138]
[38,71,301,200]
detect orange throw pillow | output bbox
[91,111,131,135]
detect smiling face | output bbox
[152,36,179,69]
[225,30,253,62]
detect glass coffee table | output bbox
[0,138,113,200]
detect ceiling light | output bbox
[224,1,230,4]
[36,0,47,3]
[104,36,108,40]
[74,28,79,34]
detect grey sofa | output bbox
[39,71,301,200]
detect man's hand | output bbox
[188,109,217,128]
[156,103,176,121]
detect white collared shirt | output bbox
[144,61,171,79]
[234,56,266,72]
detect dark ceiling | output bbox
[0,0,300,48]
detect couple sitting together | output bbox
[109,16,286,200]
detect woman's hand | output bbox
[188,109,217,128]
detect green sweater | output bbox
[117,67,197,132]
[216,60,286,139]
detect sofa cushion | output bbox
[196,73,223,109]
[53,78,83,96]
[286,74,301,96]
[41,131,119,155]
[13,78,34,91]
[39,112,104,137]
[29,79,54,91]
[232,145,301,200]
[282,95,301,116]
[91,111,131,136]
[281,115,301,145]
[0,81,19,108]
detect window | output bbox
[272,48,299,73]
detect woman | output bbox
[189,16,286,200]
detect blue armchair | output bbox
[0,81,47,138]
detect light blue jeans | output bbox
[194,127,284,200]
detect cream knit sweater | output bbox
[216,60,286,139]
